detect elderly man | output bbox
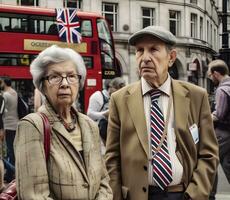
[105,26,219,200]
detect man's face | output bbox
[207,70,219,86]
[135,36,176,88]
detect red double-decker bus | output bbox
[0,4,118,112]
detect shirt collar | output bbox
[141,74,171,96]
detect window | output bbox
[190,13,197,38]
[82,56,93,69]
[200,17,203,40]
[81,20,92,37]
[63,0,82,9]
[102,2,118,32]
[190,0,197,4]
[169,10,181,36]
[97,18,114,70]
[207,20,209,42]
[0,53,36,66]
[210,24,213,45]
[214,28,216,49]
[0,13,27,32]
[142,7,155,28]
[18,0,39,6]
[228,16,230,31]
[228,0,230,11]
[0,12,57,34]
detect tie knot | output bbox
[149,90,161,101]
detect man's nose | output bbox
[142,51,151,63]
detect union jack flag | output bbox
[56,8,82,43]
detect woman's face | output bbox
[43,60,80,109]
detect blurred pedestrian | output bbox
[2,77,18,183]
[105,25,219,200]
[14,45,112,199]
[87,79,111,123]
[87,77,125,145]
[208,59,230,200]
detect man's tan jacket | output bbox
[106,79,219,200]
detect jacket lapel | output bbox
[125,80,190,160]
[127,81,149,158]
[171,80,190,143]
[40,102,89,183]
[52,121,89,183]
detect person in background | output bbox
[105,25,219,200]
[14,45,112,199]
[2,77,18,183]
[87,79,111,122]
[208,59,230,200]
[109,77,126,96]
[87,77,126,145]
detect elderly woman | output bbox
[14,45,113,200]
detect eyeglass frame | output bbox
[43,74,82,85]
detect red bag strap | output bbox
[39,113,51,162]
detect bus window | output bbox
[6,13,27,32]
[83,56,93,69]
[48,23,58,34]
[97,19,112,44]
[0,13,10,31]
[81,20,92,37]
[0,13,27,32]
[97,18,116,77]
[101,53,113,69]
[0,53,35,66]
[29,15,56,34]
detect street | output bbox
[216,165,230,200]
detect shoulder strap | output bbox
[99,91,108,112]
[39,113,51,162]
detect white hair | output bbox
[30,45,86,92]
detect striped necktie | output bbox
[150,90,173,190]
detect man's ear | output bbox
[169,49,177,67]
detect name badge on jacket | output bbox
[189,124,199,144]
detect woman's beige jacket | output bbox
[14,102,112,200]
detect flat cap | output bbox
[128,25,177,46]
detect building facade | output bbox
[1,0,219,88]
[217,0,230,68]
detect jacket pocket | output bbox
[121,185,129,200]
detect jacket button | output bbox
[143,165,147,171]
[82,182,89,188]
[142,187,147,192]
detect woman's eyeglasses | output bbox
[44,74,81,85]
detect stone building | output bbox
[2,0,219,88]
[217,0,230,68]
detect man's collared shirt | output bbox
[141,75,183,186]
